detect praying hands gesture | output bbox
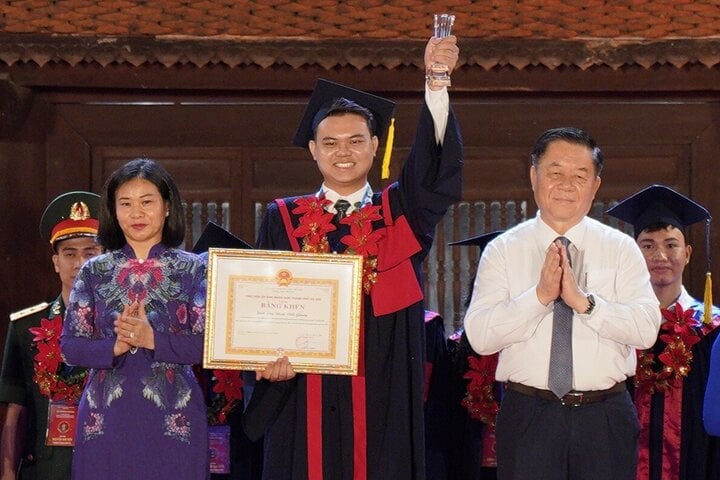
[536,238,588,312]
[113,300,155,356]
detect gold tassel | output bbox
[704,271,713,324]
[381,118,395,180]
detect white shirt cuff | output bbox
[425,85,449,144]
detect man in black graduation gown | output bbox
[422,309,453,480]
[190,221,262,480]
[242,35,461,480]
[608,184,720,480]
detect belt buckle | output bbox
[560,392,584,407]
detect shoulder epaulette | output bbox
[9,302,49,321]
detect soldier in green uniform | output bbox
[0,191,101,480]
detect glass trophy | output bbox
[428,13,456,88]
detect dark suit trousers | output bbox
[495,388,639,480]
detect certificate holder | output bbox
[204,248,363,375]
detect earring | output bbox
[165,211,169,217]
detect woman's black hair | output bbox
[97,158,185,250]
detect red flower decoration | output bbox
[212,370,243,403]
[29,316,62,343]
[341,204,382,227]
[292,196,382,294]
[461,353,500,425]
[31,315,87,403]
[291,196,337,253]
[34,338,62,374]
[292,196,333,216]
[207,369,244,426]
[635,304,700,394]
[341,227,384,258]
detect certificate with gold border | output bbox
[203,248,363,375]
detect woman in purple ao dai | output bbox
[61,158,208,479]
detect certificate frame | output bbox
[203,248,363,375]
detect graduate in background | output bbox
[608,184,720,480]
[422,309,453,480]
[190,221,260,480]
[445,230,503,480]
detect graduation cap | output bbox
[191,221,252,254]
[448,230,504,250]
[606,184,713,323]
[39,191,100,248]
[292,78,397,179]
[606,184,710,236]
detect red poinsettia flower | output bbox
[659,304,701,347]
[636,304,702,395]
[340,205,384,257]
[52,380,84,404]
[291,197,382,292]
[293,212,336,245]
[28,316,63,343]
[34,339,62,374]
[658,340,694,376]
[212,369,243,403]
[464,355,497,389]
[661,304,700,333]
[659,331,701,348]
[340,205,382,227]
[461,353,500,424]
[30,312,89,404]
[292,195,333,216]
[342,229,384,257]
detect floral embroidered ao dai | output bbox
[61,244,208,480]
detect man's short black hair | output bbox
[530,127,604,175]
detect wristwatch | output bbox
[584,293,596,315]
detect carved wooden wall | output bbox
[1,87,719,344]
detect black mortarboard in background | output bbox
[39,191,100,248]
[292,79,397,179]
[191,221,252,254]
[607,184,713,323]
[606,184,710,237]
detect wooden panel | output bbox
[93,147,238,193]
[11,90,720,343]
[249,147,320,195]
[46,108,92,199]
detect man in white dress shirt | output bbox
[463,127,661,480]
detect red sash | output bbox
[635,378,683,480]
[370,188,423,315]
